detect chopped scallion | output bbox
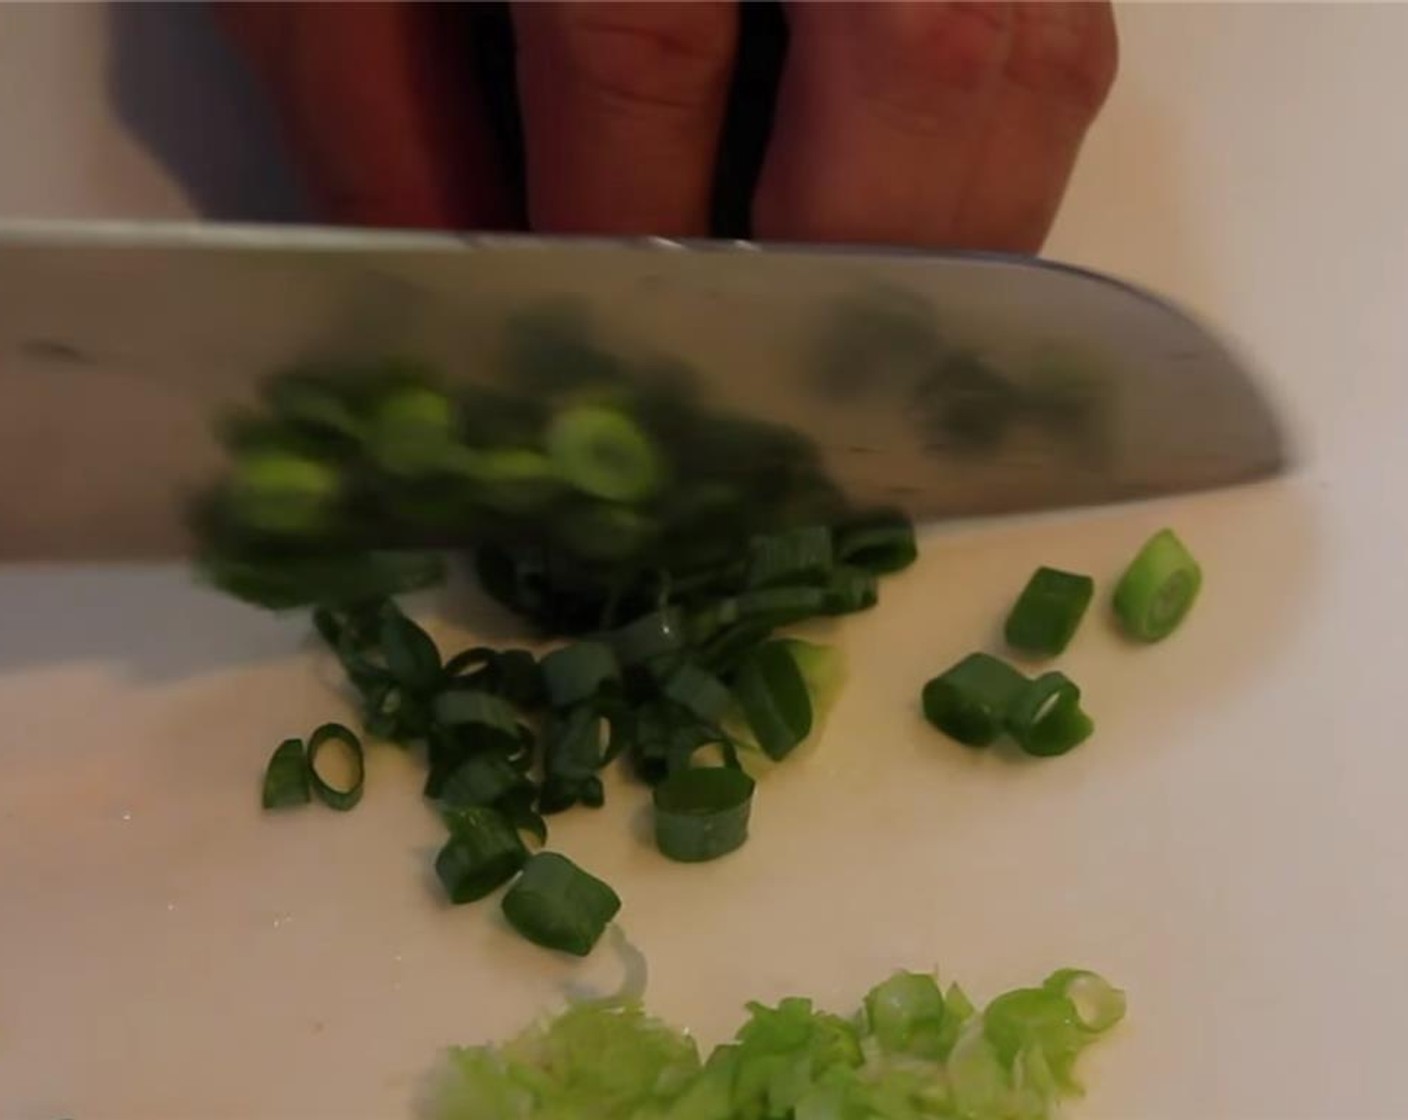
[834,510,918,574]
[379,608,444,694]
[661,662,734,725]
[501,852,621,957]
[746,526,833,589]
[540,642,620,709]
[261,737,310,809]
[306,722,365,810]
[435,807,527,903]
[546,404,663,503]
[1004,566,1094,657]
[1113,528,1202,642]
[432,690,522,741]
[732,640,814,760]
[653,767,755,862]
[921,653,1028,747]
[1005,671,1093,757]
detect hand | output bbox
[216,1,1116,253]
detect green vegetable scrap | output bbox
[429,964,1127,1120]
[653,766,755,863]
[213,353,922,953]
[1004,566,1094,657]
[923,654,1094,758]
[1113,528,1203,642]
[501,852,622,957]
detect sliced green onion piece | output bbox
[610,608,687,667]
[261,737,310,809]
[368,385,457,475]
[732,640,814,760]
[834,510,918,574]
[1004,566,1095,657]
[433,754,527,809]
[661,662,733,725]
[653,767,755,863]
[540,706,607,814]
[735,586,829,625]
[1005,671,1093,757]
[982,987,1083,1067]
[228,449,340,535]
[306,722,365,810]
[921,653,1028,747]
[864,971,948,1056]
[379,608,443,694]
[1043,969,1127,1034]
[546,404,663,503]
[823,565,879,615]
[501,852,621,957]
[695,621,772,676]
[453,448,561,513]
[435,807,527,904]
[540,642,620,709]
[432,689,522,739]
[1113,528,1203,642]
[746,526,833,589]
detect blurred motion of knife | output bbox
[0,221,1287,561]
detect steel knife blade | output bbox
[0,221,1288,560]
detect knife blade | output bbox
[0,221,1288,561]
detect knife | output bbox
[0,221,1288,561]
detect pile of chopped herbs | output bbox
[195,354,916,956]
[429,964,1127,1120]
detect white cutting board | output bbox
[4,5,1408,1118]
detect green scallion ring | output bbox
[1004,671,1094,757]
[1004,566,1095,657]
[1112,528,1203,642]
[653,766,756,863]
[306,722,365,810]
[545,404,663,503]
[921,653,1028,747]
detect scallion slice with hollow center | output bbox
[261,737,310,809]
[1113,528,1202,642]
[922,653,1028,747]
[501,852,621,957]
[1005,672,1093,757]
[545,404,663,503]
[1004,566,1094,657]
[653,766,756,863]
[306,722,366,810]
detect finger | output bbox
[753,2,1014,246]
[950,2,1118,252]
[512,1,738,236]
[215,1,514,230]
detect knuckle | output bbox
[1006,2,1119,114]
[864,2,1014,96]
[537,2,737,113]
